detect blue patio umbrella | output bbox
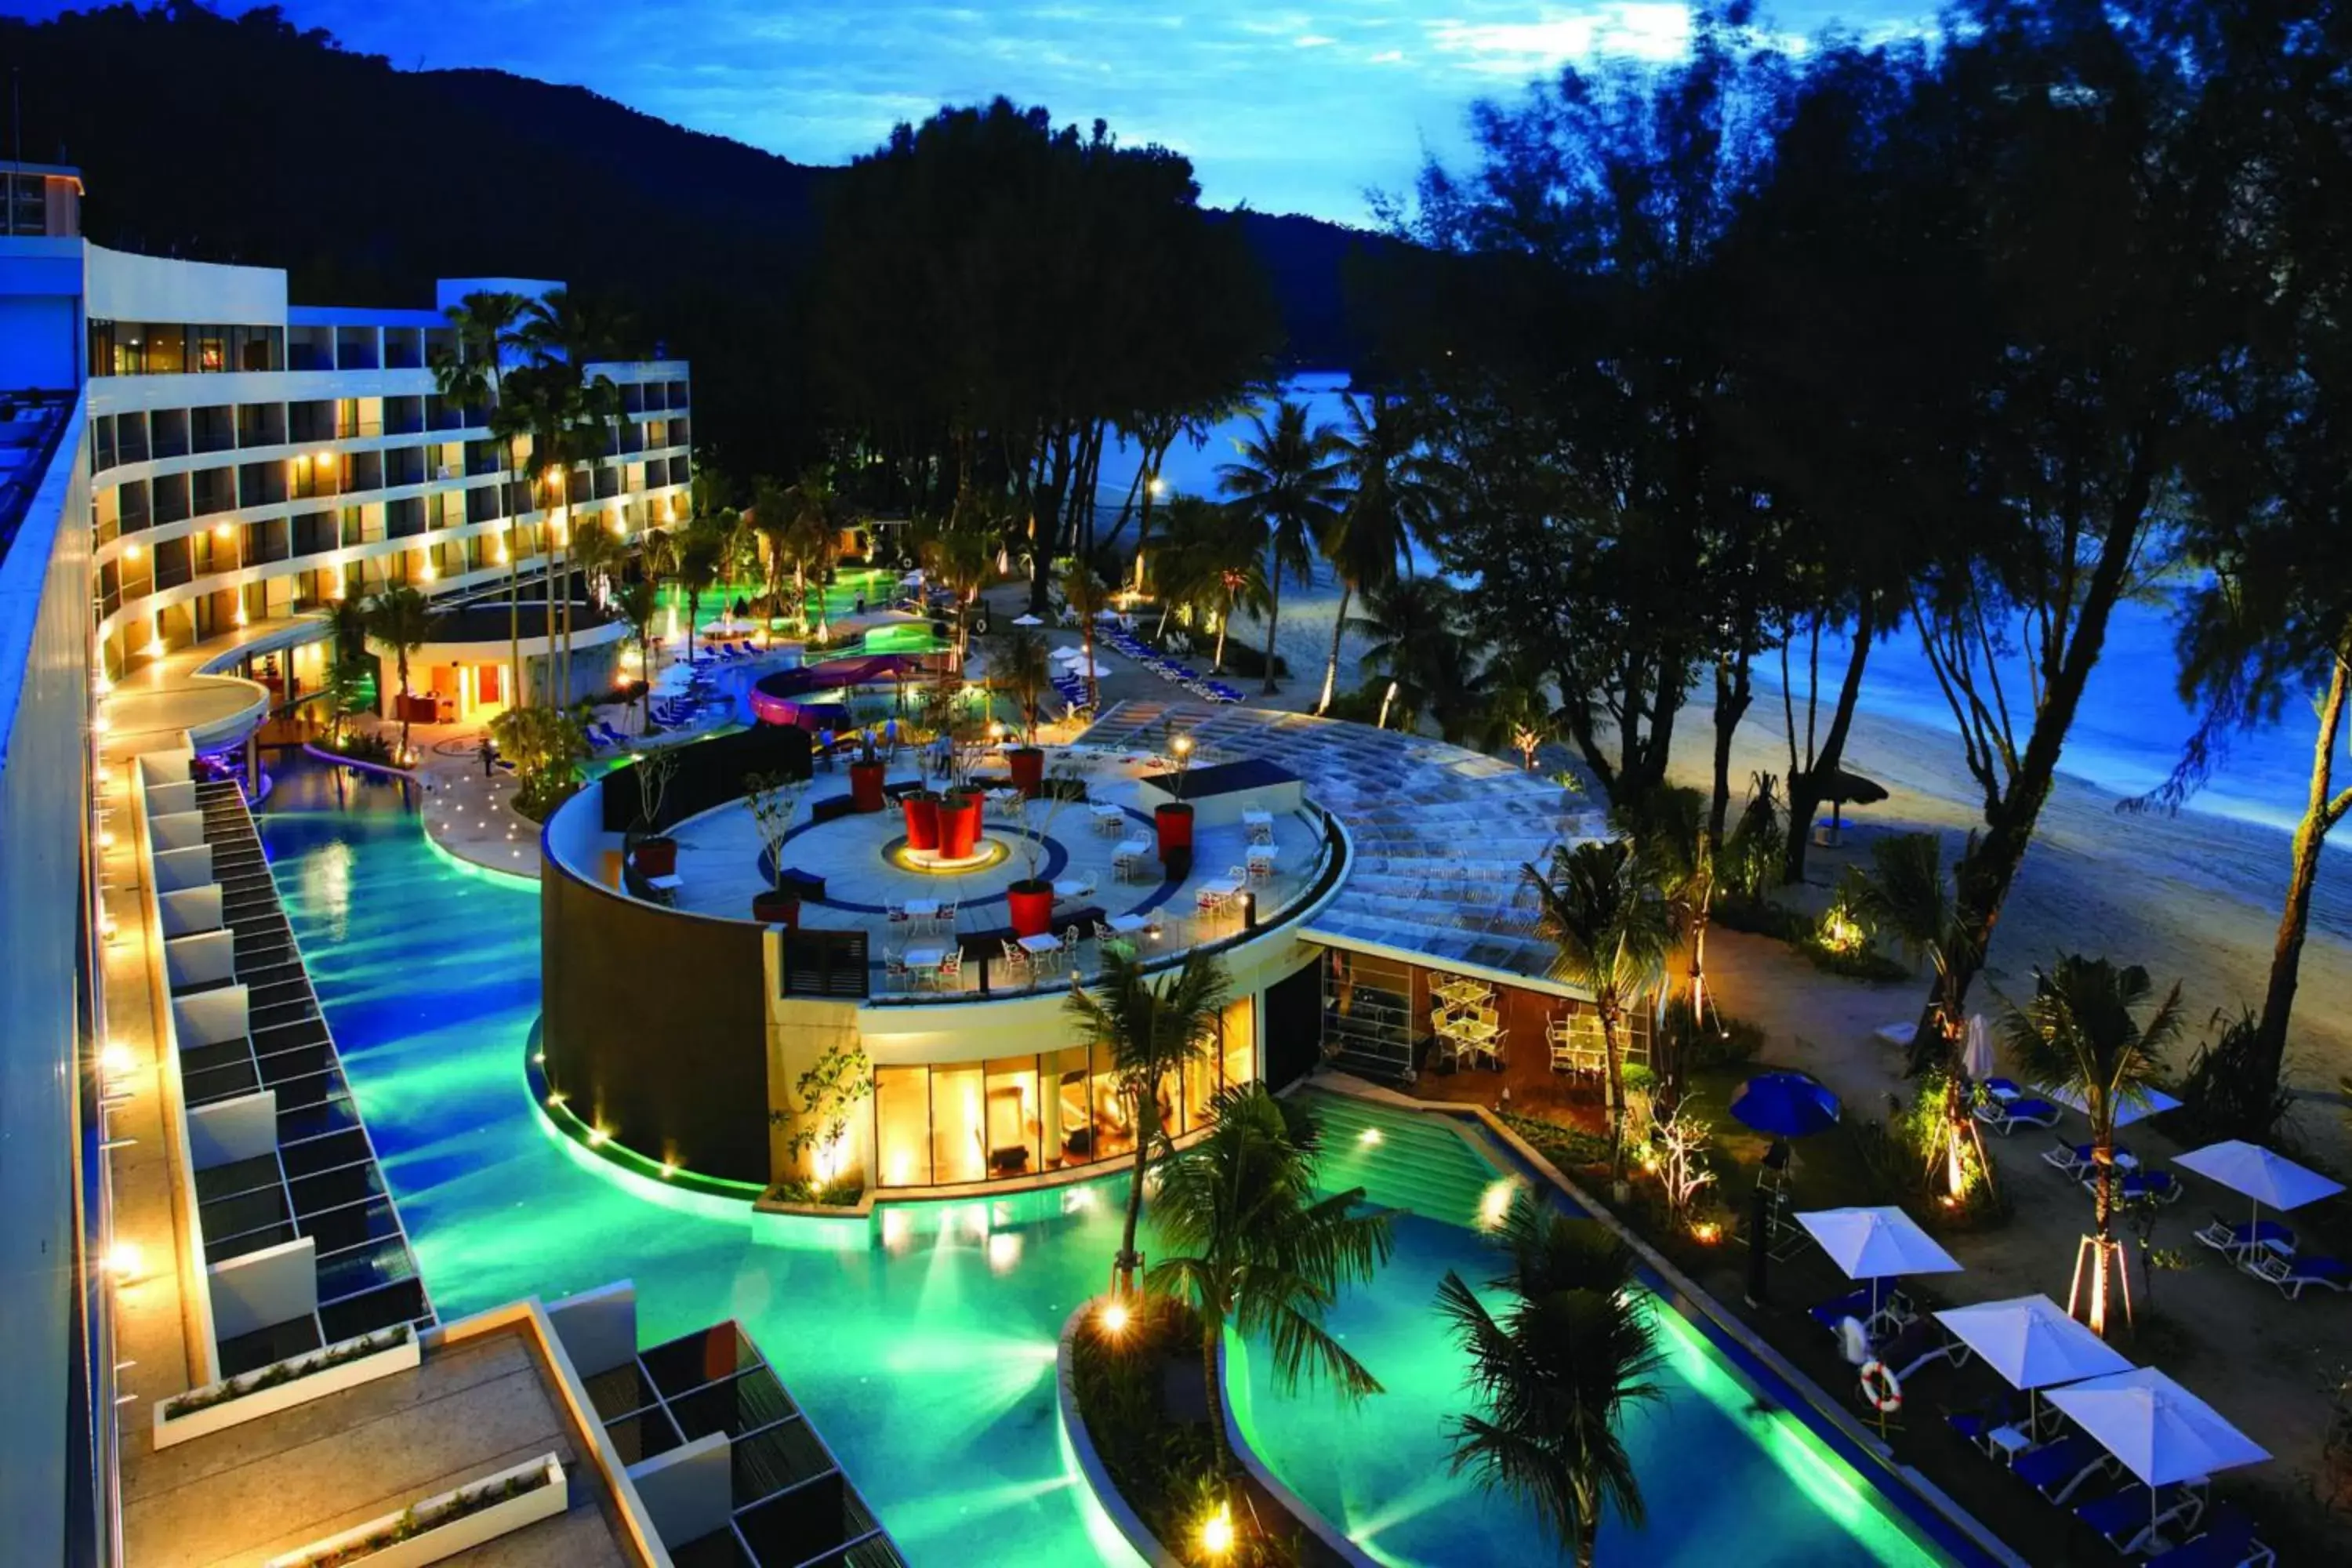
[1730,1071,1842,1139]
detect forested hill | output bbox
[2,3,1384,474]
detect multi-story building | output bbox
[5,162,691,713]
[0,165,699,1563]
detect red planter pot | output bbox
[1008,746,1045,798]
[752,890,800,928]
[1153,802,1194,858]
[901,791,942,851]
[633,837,679,878]
[1008,880,1054,938]
[848,760,886,812]
[938,793,982,860]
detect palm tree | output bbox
[1610,786,1712,1101]
[2000,956,2185,1336]
[1218,399,1346,694]
[1521,841,1675,1179]
[916,506,996,659]
[1347,575,1468,731]
[1060,559,1113,710]
[570,517,626,695]
[776,468,843,639]
[1151,495,1267,672]
[1316,391,1436,714]
[613,578,659,727]
[1148,1083,1394,1471]
[433,290,530,704]
[1064,949,1232,1298]
[993,624,1051,743]
[1439,1189,1663,1568]
[364,584,437,761]
[676,521,728,659]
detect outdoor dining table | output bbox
[1242,808,1276,841]
[902,945,945,971]
[903,898,939,920]
[1246,845,1279,867]
[1053,877,1092,899]
[1196,877,1242,907]
[1108,913,1150,935]
[1434,978,1491,1007]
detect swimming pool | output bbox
[258,761,1961,1566]
[1235,1098,1944,1566]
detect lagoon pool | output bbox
[258,762,1958,1566]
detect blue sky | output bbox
[46,2,1935,222]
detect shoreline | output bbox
[1219,586,2352,1165]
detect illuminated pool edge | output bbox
[523,1022,772,1204]
[1287,1089,2004,1568]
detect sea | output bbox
[1111,372,2328,844]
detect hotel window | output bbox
[142,324,187,375]
[1091,1044,1136,1164]
[984,1055,1041,1179]
[1044,1044,1091,1168]
[194,328,228,372]
[1221,997,1255,1092]
[928,1062,985,1187]
[87,319,115,377]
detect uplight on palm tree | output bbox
[1316,390,1437,714]
[1999,955,2184,1336]
[1147,1084,1392,1472]
[1064,949,1232,1297]
[434,290,531,702]
[1218,398,1346,694]
[1440,1189,1662,1568]
[364,584,437,761]
[1521,841,1674,1179]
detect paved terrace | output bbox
[1080,701,1610,983]
[123,1321,631,1567]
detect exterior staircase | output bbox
[1297,1091,1509,1232]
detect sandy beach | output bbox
[1190,582,2352,1170]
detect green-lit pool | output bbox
[259,761,1962,1566]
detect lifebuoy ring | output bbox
[1858,1359,1903,1414]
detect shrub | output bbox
[318,731,395,767]
[2176,1007,2298,1145]
[1656,993,1765,1072]
[1499,1110,1613,1171]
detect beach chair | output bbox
[935,949,963,992]
[2241,1250,2350,1299]
[2013,1433,2121,1504]
[2110,1169,2183,1205]
[2194,1214,2296,1259]
[1973,1096,2060,1134]
[2143,1504,2275,1568]
[2042,1138,2092,1173]
[2076,1480,2208,1555]
[1871,1317,1971,1382]
[1980,1076,2025,1102]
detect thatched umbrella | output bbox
[1798,766,1888,837]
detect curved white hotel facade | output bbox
[0,165,696,1562]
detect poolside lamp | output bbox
[1200,1502,1234,1558]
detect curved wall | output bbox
[541,776,775,1184]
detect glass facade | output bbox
[87,321,283,377]
[870,999,1255,1189]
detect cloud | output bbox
[1425,3,1695,75]
[1295,34,1338,47]
[1369,49,1406,64]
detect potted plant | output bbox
[1153,730,1196,866]
[900,786,942,851]
[995,624,1051,797]
[745,771,808,926]
[1006,764,1080,937]
[847,727,887,813]
[628,748,682,877]
[937,783,984,862]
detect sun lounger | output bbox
[2077,1480,2207,1554]
[2043,1138,2090,1172]
[2143,1504,2275,1568]
[1872,1316,1971,1382]
[2194,1214,2296,1259]
[2241,1250,2350,1299]
[1974,1096,2060,1134]
[1873,1020,1918,1048]
[2111,1169,2182,1205]
[1980,1076,2024,1102]
[2013,1433,2119,1504]
[1808,1285,1912,1336]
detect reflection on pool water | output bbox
[260,759,1950,1566]
[1230,1207,1940,1566]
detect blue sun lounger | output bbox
[2013,1433,2118,1504]
[2143,1504,2274,1567]
[2076,1480,2206,1553]
[1973,1096,2060,1134]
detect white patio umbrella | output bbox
[1935,1294,2131,1432]
[1797,1206,1962,1317]
[1011,613,1044,627]
[2038,1083,2183,1127]
[1962,1014,1994,1081]
[2176,1139,2344,1234]
[2047,1367,2269,1542]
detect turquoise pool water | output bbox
[259,764,1953,1566]
[260,760,1142,1566]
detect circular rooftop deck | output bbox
[660,745,1335,995]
